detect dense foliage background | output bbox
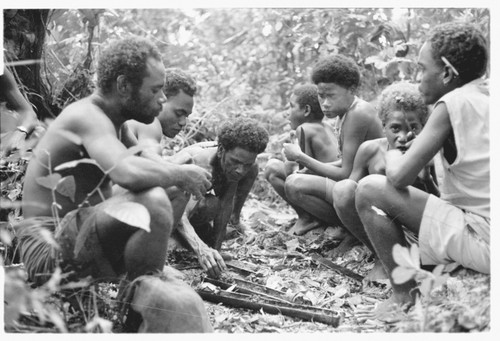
[4,8,490,143]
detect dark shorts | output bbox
[17,207,118,286]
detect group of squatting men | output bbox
[9,20,490,332]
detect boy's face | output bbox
[158,90,194,138]
[218,146,257,182]
[124,57,166,124]
[316,82,354,119]
[384,110,423,152]
[417,42,448,105]
[288,94,306,130]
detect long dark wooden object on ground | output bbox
[197,289,340,327]
[308,253,364,282]
[204,277,291,304]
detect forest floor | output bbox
[1,159,492,334]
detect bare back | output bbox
[299,121,339,163]
[23,97,118,218]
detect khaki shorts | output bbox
[419,195,490,274]
[325,177,335,204]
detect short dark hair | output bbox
[97,36,162,94]
[377,82,428,125]
[311,54,360,89]
[293,84,323,120]
[428,22,488,83]
[218,118,269,154]
[164,68,197,97]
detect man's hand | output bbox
[178,164,212,200]
[197,246,227,278]
[282,143,302,162]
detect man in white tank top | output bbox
[352,22,490,319]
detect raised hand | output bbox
[282,143,302,161]
[178,164,212,200]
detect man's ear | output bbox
[216,145,224,158]
[116,75,131,96]
[303,104,311,117]
[442,67,454,86]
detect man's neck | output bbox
[91,90,128,129]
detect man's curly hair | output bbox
[218,118,269,154]
[428,22,488,83]
[97,36,162,94]
[164,68,197,97]
[377,82,429,125]
[293,84,323,120]
[311,54,360,90]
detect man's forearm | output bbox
[177,214,210,257]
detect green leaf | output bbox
[392,243,418,269]
[55,176,76,202]
[103,202,151,232]
[54,158,101,172]
[391,265,416,284]
[36,173,62,190]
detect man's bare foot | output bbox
[289,215,324,236]
[328,233,360,258]
[365,259,388,282]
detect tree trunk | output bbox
[3,9,59,119]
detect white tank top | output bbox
[435,79,489,218]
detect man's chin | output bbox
[324,111,338,119]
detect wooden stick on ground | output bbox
[198,290,340,327]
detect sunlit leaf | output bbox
[36,173,62,190]
[3,273,30,327]
[391,265,416,284]
[48,309,68,333]
[285,238,299,253]
[85,316,112,333]
[55,176,76,202]
[409,243,420,268]
[54,158,101,172]
[103,202,151,232]
[392,243,418,269]
[0,229,13,245]
[419,277,432,297]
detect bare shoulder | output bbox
[358,138,385,157]
[127,118,161,139]
[179,143,217,169]
[350,99,377,121]
[56,97,115,134]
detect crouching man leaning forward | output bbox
[172,118,269,278]
[17,36,213,332]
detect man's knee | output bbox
[355,174,387,210]
[135,187,173,224]
[284,173,306,202]
[264,159,282,181]
[332,179,357,211]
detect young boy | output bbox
[332,82,438,270]
[120,67,197,161]
[264,83,339,231]
[282,55,383,236]
[354,22,489,317]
